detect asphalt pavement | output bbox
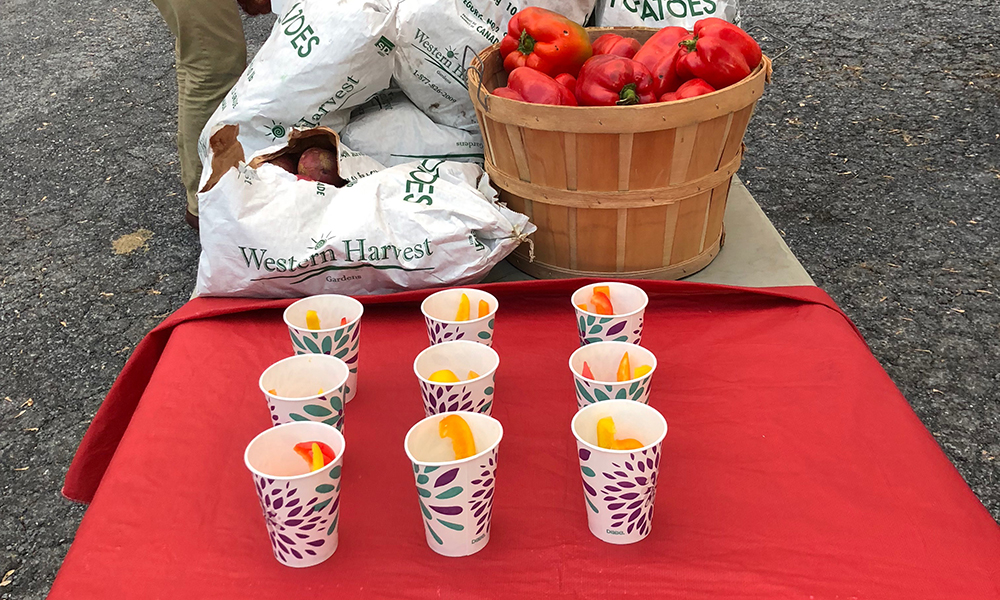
[0,0,997,597]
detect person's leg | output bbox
[152,0,247,223]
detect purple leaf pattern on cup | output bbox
[412,464,465,545]
[425,317,494,346]
[579,446,659,536]
[419,376,495,416]
[577,313,643,346]
[252,463,341,564]
[468,449,498,536]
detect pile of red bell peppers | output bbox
[493,7,762,107]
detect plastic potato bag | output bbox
[593,0,740,28]
[197,0,398,187]
[393,0,597,131]
[195,126,535,298]
[340,90,485,167]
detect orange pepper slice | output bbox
[468,370,480,380]
[478,299,490,318]
[577,303,589,311]
[439,414,477,460]
[593,285,610,296]
[616,352,631,382]
[429,369,461,383]
[340,317,348,326]
[455,293,471,321]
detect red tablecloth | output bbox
[53,280,1000,599]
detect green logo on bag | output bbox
[266,120,286,141]
[375,36,395,57]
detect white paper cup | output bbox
[404,411,503,557]
[284,294,363,402]
[414,341,500,417]
[244,421,346,567]
[568,341,657,410]
[259,354,349,431]
[572,282,649,346]
[571,400,667,545]
[421,288,499,347]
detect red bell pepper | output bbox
[293,441,336,471]
[492,67,578,106]
[633,26,688,97]
[660,78,715,102]
[592,33,642,59]
[693,18,762,70]
[575,55,657,106]
[499,7,592,77]
[676,19,761,90]
[554,73,577,96]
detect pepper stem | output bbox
[617,83,640,105]
[518,29,535,55]
[679,37,698,53]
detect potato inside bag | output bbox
[195,126,534,298]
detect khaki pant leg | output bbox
[152,0,247,216]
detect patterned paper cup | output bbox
[259,354,349,431]
[571,400,667,545]
[572,282,649,346]
[414,340,500,417]
[404,411,504,557]
[421,288,499,346]
[568,341,657,410]
[244,421,346,568]
[284,294,363,402]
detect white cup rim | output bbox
[404,411,504,467]
[413,340,500,386]
[259,354,349,402]
[283,294,364,333]
[571,400,668,454]
[244,421,346,482]
[572,282,649,319]
[421,288,499,325]
[568,341,657,384]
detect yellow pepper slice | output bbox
[429,369,461,383]
[306,310,321,330]
[439,414,477,460]
[468,370,480,380]
[310,442,324,471]
[455,293,471,321]
[596,416,644,450]
[633,365,652,378]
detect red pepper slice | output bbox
[493,67,578,106]
[633,26,689,98]
[575,55,657,106]
[499,7,592,77]
[581,361,595,380]
[293,441,336,468]
[591,290,614,315]
[660,78,716,102]
[592,33,642,59]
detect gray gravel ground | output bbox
[0,0,997,597]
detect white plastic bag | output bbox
[594,0,739,29]
[197,0,398,188]
[393,0,597,131]
[340,90,485,167]
[195,126,535,298]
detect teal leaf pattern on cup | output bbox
[574,376,651,410]
[413,465,465,545]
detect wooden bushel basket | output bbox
[469,28,772,279]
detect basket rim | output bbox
[468,27,771,134]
